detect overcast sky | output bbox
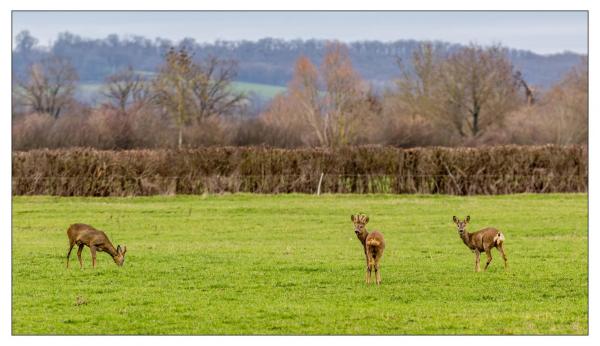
[12,11,588,55]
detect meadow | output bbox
[76,80,286,104]
[12,193,587,335]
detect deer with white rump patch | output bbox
[452,216,507,272]
[351,213,386,284]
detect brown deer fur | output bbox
[66,223,127,268]
[351,214,386,284]
[452,216,507,272]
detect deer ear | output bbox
[453,216,458,223]
[365,216,369,224]
[123,246,127,255]
[466,215,470,223]
[117,245,122,253]
[351,214,355,222]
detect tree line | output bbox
[12,41,588,150]
[12,30,583,88]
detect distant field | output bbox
[230,81,286,99]
[12,194,587,334]
[76,80,286,104]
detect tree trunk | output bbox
[178,126,183,149]
[471,102,480,136]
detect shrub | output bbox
[12,145,587,196]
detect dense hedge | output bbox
[12,145,587,196]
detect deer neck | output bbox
[459,230,471,247]
[357,230,369,248]
[104,242,119,258]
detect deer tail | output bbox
[366,239,381,247]
[494,232,505,246]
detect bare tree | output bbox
[192,56,245,119]
[396,43,521,139]
[262,43,375,147]
[102,66,149,115]
[288,55,324,145]
[152,47,198,149]
[396,43,444,120]
[259,56,322,147]
[530,57,586,145]
[441,44,521,137]
[384,43,452,146]
[514,70,535,106]
[153,47,245,149]
[15,56,78,118]
[259,93,309,147]
[321,42,369,146]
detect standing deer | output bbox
[452,216,507,272]
[66,223,127,268]
[351,213,386,284]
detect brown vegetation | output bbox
[152,47,245,148]
[12,145,587,196]
[102,66,150,115]
[395,43,521,141]
[15,56,79,118]
[12,43,587,150]
[502,58,588,146]
[260,42,378,147]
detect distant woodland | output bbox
[12,31,583,88]
[12,31,588,150]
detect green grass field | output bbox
[12,194,587,335]
[76,80,286,104]
[230,81,286,99]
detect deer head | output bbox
[351,213,369,237]
[114,245,127,266]
[453,215,470,235]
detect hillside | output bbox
[13,32,586,101]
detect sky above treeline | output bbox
[12,11,588,55]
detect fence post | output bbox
[317,172,324,196]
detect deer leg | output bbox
[66,242,74,268]
[90,245,97,269]
[366,247,375,284]
[484,249,493,270]
[364,253,370,284]
[374,251,383,285]
[77,244,84,269]
[474,250,481,272]
[498,245,508,270]
[374,261,381,285]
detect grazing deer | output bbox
[351,213,386,284]
[66,223,127,268]
[452,216,507,272]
